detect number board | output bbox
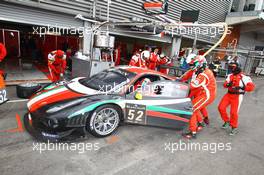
[125,103,147,125]
[0,89,8,105]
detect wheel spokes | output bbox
[95,122,103,129]
[93,108,119,135]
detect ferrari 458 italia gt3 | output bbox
[24,67,193,140]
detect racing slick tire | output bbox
[16,82,42,99]
[87,104,121,138]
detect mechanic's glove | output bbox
[226,81,233,87]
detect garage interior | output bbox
[0,21,80,85]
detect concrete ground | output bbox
[0,78,264,175]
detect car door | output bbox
[124,80,193,130]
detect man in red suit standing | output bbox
[218,62,255,135]
[148,48,159,70]
[114,45,122,66]
[0,42,7,79]
[0,43,7,62]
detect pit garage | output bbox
[0,2,82,84]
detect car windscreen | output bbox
[79,69,135,92]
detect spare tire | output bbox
[16,82,42,99]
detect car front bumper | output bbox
[24,113,80,141]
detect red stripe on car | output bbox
[147,111,189,123]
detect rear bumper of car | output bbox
[24,113,79,141]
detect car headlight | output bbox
[46,98,86,113]
[47,118,59,128]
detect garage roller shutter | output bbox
[0,2,83,28]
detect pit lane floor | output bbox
[0,78,264,175]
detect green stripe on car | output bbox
[147,105,192,115]
[68,100,120,118]
[68,99,192,119]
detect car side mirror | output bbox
[134,92,143,100]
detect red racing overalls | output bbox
[0,43,7,77]
[218,72,255,128]
[48,50,67,82]
[114,48,121,66]
[0,43,7,62]
[148,52,159,70]
[0,43,7,104]
[129,54,147,68]
[158,57,171,74]
[181,68,217,132]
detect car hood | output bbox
[27,78,99,112]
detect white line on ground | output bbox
[7,99,28,103]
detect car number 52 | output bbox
[127,109,144,121]
[125,103,146,124]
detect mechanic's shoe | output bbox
[182,131,197,139]
[197,122,206,132]
[229,128,238,136]
[203,117,209,125]
[221,122,230,129]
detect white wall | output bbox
[238,32,264,50]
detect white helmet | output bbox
[141,50,150,60]
[186,53,197,64]
[186,54,207,70]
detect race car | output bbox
[24,66,193,140]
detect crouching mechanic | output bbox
[218,62,255,135]
[48,50,67,82]
[179,54,217,139]
[129,50,148,68]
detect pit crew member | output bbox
[218,62,255,135]
[180,54,217,139]
[179,55,210,126]
[129,50,147,68]
[48,50,67,82]
[114,45,121,66]
[158,54,171,74]
[148,48,159,70]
